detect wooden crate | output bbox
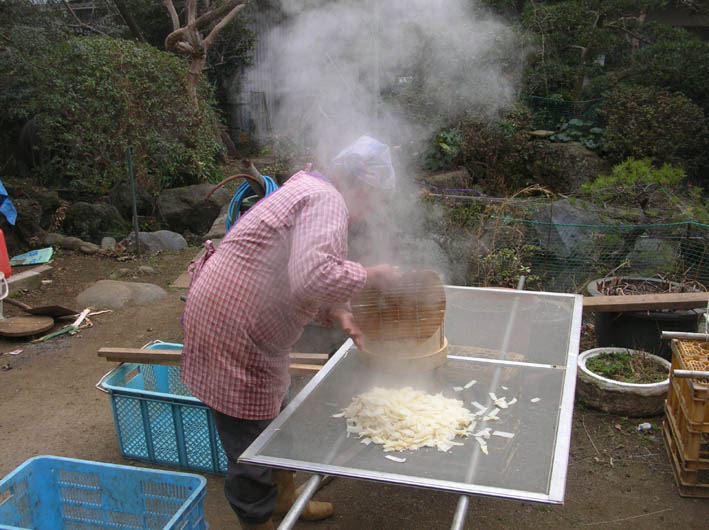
[669,340,709,427]
[663,421,709,498]
[664,401,709,463]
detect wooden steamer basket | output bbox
[351,270,448,372]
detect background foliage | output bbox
[1,31,223,192]
[0,0,248,193]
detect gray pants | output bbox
[212,409,278,525]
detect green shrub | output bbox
[598,85,706,169]
[421,128,464,171]
[551,118,604,151]
[457,106,535,195]
[1,34,223,192]
[578,157,709,223]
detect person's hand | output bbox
[330,306,365,350]
[365,264,402,291]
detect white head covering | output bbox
[331,135,396,190]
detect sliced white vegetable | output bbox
[492,430,515,439]
[463,379,477,389]
[474,436,489,455]
[508,398,517,406]
[494,398,508,409]
[489,392,498,401]
[453,386,464,392]
[471,401,487,412]
[385,455,407,463]
[361,438,372,445]
[342,387,475,452]
[530,397,541,403]
[482,409,500,422]
[331,412,344,418]
[473,427,491,439]
[501,385,508,390]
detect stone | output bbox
[108,182,154,219]
[528,130,555,138]
[61,236,84,251]
[76,279,168,310]
[44,233,65,246]
[63,202,128,244]
[417,167,470,190]
[120,230,188,255]
[101,236,117,249]
[110,268,133,280]
[529,141,611,194]
[157,184,231,235]
[79,242,100,255]
[138,265,155,274]
[530,198,607,259]
[203,203,229,241]
[0,198,46,253]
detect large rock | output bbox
[157,184,231,235]
[120,230,188,255]
[417,167,471,190]
[63,202,128,243]
[109,182,154,219]
[0,198,46,253]
[529,142,611,194]
[203,203,229,241]
[76,279,168,310]
[530,198,650,264]
[530,198,607,258]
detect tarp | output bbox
[0,181,17,226]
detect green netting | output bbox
[520,94,602,130]
[467,217,709,293]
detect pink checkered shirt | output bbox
[180,171,367,419]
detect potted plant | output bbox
[579,159,708,358]
[576,347,670,417]
[586,276,702,359]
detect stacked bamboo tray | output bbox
[664,339,709,497]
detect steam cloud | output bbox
[242,0,522,278]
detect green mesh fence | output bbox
[466,217,709,293]
[520,94,602,130]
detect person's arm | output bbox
[314,303,365,349]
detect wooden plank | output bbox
[290,352,329,362]
[98,347,181,364]
[288,363,323,376]
[98,347,326,376]
[583,292,709,313]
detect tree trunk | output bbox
[113,0,145,42]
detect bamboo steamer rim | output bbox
[357,337,449,372]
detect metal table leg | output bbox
[277,475,322,530]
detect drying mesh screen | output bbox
[243,288,580,499]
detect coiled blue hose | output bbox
[225,175,278,232]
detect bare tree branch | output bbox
[204,3,246,47]
[163,0,180,32]
[61,0,108,37]
[195,0,243,31]
[187,0,197,26]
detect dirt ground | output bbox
[0,248,707,529]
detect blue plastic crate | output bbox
[99,342,227,475]
[0,455,206,530]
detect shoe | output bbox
[272,470,334,521]
[237,517,274,530]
